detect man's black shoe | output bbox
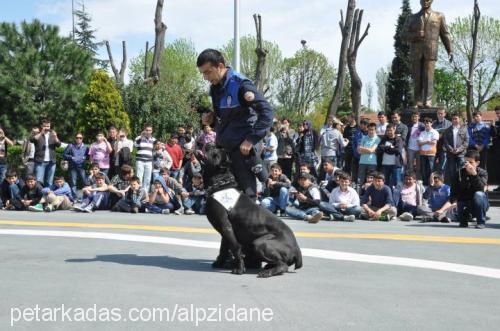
[458,222,468,228]
[475,224,486,229]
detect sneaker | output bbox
[398,212,414,222]
[44,204,54,212]
[28,204,44,212]
[144,208,150,213]
[184,208,195,215]
[329,214,335,221]
[131,207,139,214]
[379,214,390,222]
[308,212,323,224]
[440,217,451,223]
[174,208,184,215]
[161,209,170,215]
[82,204,93,213]
[475,223,486,229]
[343,215,355,222]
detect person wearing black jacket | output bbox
[261,163,291,216]
[450,150,489,228]
[377,124,404,189]
[19,175,43,210]
[30,118,61,187]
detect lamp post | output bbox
[233,0,240,72]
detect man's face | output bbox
[199,62,226,85]
[169,138,177,146]
[109,128,117,138]
[281,120,289,128]
[425,121,433,130]
[154,182,162,190]
[366,176,374,185]
[437,110,446,120]
[42,123,51,132]
[412,114,420,123]
[154,142,162,150]
[451,116,460,126]
[54,179,64,188]
[473,114,482,123]
[75,134,83,143]
[91,167,100,175]
[95,178,104,187]
[368,127,376,137]
[404,176,415,187]
[6,176,17,184]
[433,176,443,187]
[373,178,384,190]
[421,0,433,9]
[464,157,479,169]
[26,179,36,189]
[161,172,169,181]
[339,178,350,190]
[130,181,140,190]
[322,162,333,173]
[178,128,185,135]
[119,131,127,140]
[271,167,282,179]
[298,177,310,188]
[299,166,310,174]
[96,134,104,142]
[203,125,212,133]
[391,114,400,124]
[192,177,203,186]
[31,128,40,136]
[386,127,395,137]
[144,127,153,137]
[378,115,387,124]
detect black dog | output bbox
[202,148,302,278]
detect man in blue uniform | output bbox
[197,49,274,200]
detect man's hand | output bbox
[239,139,253,156]
[339,203,348,210]
[180,192,189,199]
[373,210,382,219]
[464,162,477,176]
[297,193,307,202]
[202,113,214,126]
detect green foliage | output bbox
[438,15,499,110]
[77,70,130,138]
[220,35,283,99]
[74,2,107,69]
[125,39,204,139]
[386,0,413,112]
[276,48,335,116]
[434,68,466,112]
[0,20,94,140]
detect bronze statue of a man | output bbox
[402,0,453,108]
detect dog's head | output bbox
[202,147,238,193]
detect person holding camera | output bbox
[30,118,61,187]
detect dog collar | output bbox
[212,188,241,211]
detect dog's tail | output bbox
[293,248,303,270]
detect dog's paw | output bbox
[231,259,246,275]
[257,269,273,278]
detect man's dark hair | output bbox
[372,172,385,181]
[386,123,395,130]
[120,164,133,176]
[465,149,481,162]
[366,170,376,178]
[159,168,170,175]
[91,163,100,169]
[94,174,105,181]
[299,162,310,169]
[450,112,461,119]
[54,176,65,181]
[6,171,17,178]
[392,111,401,117]
[368,123,377,129]
[360,118,370,126]
[472,111,482,117]
[197,49,225,67]
[378,111,386,117]
[270,163,282,171]
[129,176,140,184]
[41,118,51,125]
[424,117,433,123]
[411,110,420,116]
[404,170,416,179]
[322,158,335,166]
[25,175,36,181]
[338,172,351,181]
[432,171,444,182]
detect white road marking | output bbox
[1,229,500,280]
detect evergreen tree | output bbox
[77,70,130,139]
[386,0,413,112]
[0,20,94,139]
[74,2,107,68]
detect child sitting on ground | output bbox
[112,176,149,213]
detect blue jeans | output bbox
[8,184,23,210]
[136,161,153,192]
[285,206,321,220]
[397,201,418,216]
[0,164,7,184]
[457,192,489,224]
[69,167,87,199]
[382,165,402,188]
[183,196,206,214]
[82,192,109,210]
[169,169,180,181]
[358,164,376,186]
[420,155,435,186]
[35,161,56,187]
[434,151,447,172]
[261,187,289,213]
[445,154,464,183]
[319,201,361,221]
[145,202,174,213]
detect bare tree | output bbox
[347,8,370,121]
[105,40,127,85]
[326,0,356,121]
[253,14,268,94]
[466,1,481,121]
[149,0,167,83]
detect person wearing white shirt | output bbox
[376,112,388,137]
[418,118,439,186]
[262,128,278,173]
[319,172,361,221]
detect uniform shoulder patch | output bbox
[243,91,255,102]
[212,188,241,211]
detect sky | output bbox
[2,0,499,106]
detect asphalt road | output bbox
[1,208,500,330]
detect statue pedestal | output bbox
[402,106,445,123]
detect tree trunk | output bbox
[326,0,356,122]
[253,14,268,94]
[466,0,480,122]
[149,0,167,83]
[144,41,149,80]
[347,8,370,123]
[105,40,127,85]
